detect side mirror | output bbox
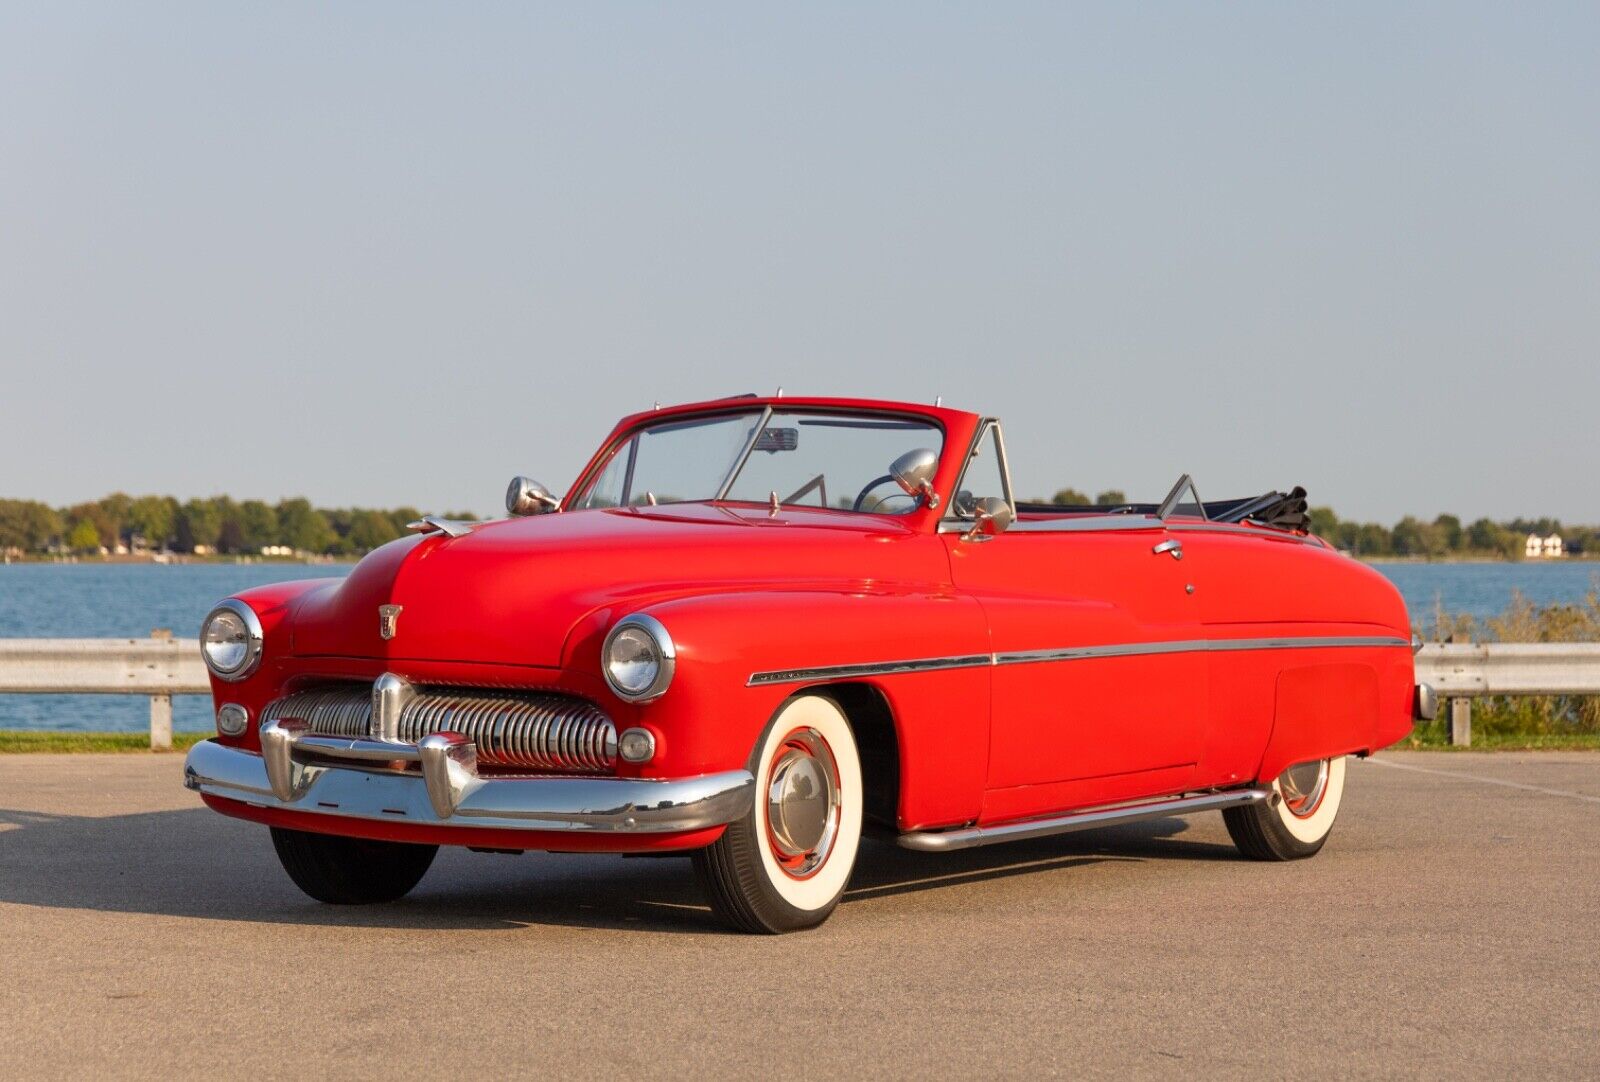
[889,448,942,510]
[506,476,560,516]
[961,496,1014,543]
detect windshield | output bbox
[575,410,945,514]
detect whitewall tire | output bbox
[1223,756,1346,860]
[692,695,864,933]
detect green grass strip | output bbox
[0,730,210,753]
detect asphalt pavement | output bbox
[2,750,1596,1079]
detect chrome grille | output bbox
[261,684,617,773]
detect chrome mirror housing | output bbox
[961,496,1014,543]
[506,476,560,516]
[889,448,942,510]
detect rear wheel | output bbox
[693,694,864,933]
[1224,756,1346,861]
[270,826,438,904]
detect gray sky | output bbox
[2,3,1596,523]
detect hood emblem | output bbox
[378,604,403,640]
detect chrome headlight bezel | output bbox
[200,598,264,682]
[602,613,675,703]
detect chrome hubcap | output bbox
[1278,759,1330,818]
[764,727,841,878]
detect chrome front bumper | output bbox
[184,720,754,835]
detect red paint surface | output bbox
[201,395,1416,849]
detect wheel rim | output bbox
[764,726,841,879]
[1278,759,1331,818]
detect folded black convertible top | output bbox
[1015,486,1310,532]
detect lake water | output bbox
[1,559,1596,732]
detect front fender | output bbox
[578,588,992,831]
[208,577,343,750]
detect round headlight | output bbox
[200,599,264,681]
[602,614,675,703]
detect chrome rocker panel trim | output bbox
[184,722,754,835]
[897,788,1273,852]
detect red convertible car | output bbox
[185,395,1433,932]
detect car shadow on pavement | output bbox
[0,802,1238,935]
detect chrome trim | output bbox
[897,788,1271,852]
[942,417,1014,525]
[184,734,754,834]
[406,515,476,538]
[889,446,942,510]
[1415,682,1439,721]
[960,496,1014,543]
[996,635,1408,665]
[262,682,618,772]
[377,604,403,641]
[1412,633,1424,655]
[200,599,265,682]
[996,514,1163,534]
[1277,759,1329,818]
[747,635,1410,686]
[1152,538,1183,560]
[991,418,1015,514]
[602,613,677,703]
[505,476,559,516]
[748,653,994,686]
[370,672,414,742]
[987,517,1316,541]
[1168,522,1313,542]
[714,405,774,501]
[1156,473,1204,521]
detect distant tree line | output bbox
[1,490,1594,560]
[0,495,477,558]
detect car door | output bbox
[940,422,1207,821]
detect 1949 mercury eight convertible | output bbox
[185,395,1436,932]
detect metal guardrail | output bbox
[0,638,1595,751]
[1414,642,1600,746]
[0,633,208,749]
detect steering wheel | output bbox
[852,474,910,513]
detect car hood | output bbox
[287,503,939,668]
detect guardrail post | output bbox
[150,629,173,750]
[1450,698,1471,748]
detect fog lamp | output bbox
[216,703,249,736]
[618,727,657,764]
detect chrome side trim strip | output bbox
[747,654,994,687]
[967,515,1162,534]
[897,788,1272,852]
[747,635,1409,686]
[995,635,1409,667]
[954,516,1313,540]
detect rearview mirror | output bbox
[961,496,1014,543]
[506,476,560,516]
[752,427,799,453]
[890,448,942,510]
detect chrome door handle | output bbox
[1152,539,1183,560]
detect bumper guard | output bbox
[184,719,754,835]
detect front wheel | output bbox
[692,694,864,933]
[270,826,438,904]
[1224,756,1346,861]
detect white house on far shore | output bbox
[1525,533,1564,559]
